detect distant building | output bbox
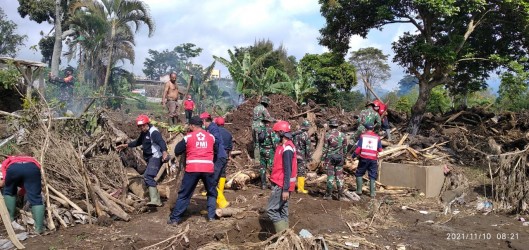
[208,69,221,81]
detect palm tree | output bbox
[70,0,154,95]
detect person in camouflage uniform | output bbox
[351,101,382,144]
[292,120,312,194]
[258,117,280,189]
[252,96,275,165]
[321,119,348,200]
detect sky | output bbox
[1,0,498,93]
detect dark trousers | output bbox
[169,172,217,221]
[355,158,379,180]
[3,162,43,206]
[381,116,390,130]
[185,110,193,122]
[267,184,289,223]
[213,157,227,182]
[144,156,162,187]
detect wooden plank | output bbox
[397,133,409,145]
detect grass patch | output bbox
[122,98,166,120]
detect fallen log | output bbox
[230,150,243,156]
[306,174,327,184]
[93,185,131,221]
[47,184,85,213]
[157,184,171,199]
[310,128,327,170]
[102,191,135,213]
[215,207,244,217]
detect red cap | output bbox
[199,112,211,119]
[215,117,225,126]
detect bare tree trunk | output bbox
[51,0,63,76]
[407,82,433,135]
[102,23,116,96]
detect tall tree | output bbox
[299,52,357,105]
[319,0,529,134]
[397,75,418,96]
[234,39,297,78]
[0,7,27,57]
[71,0,154,96]
[349,47,390,101]
[142,43,203,80]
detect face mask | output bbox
[170,79,176,83]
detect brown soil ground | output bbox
[22,177,529,249]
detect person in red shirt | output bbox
[0,155,45,234]
[183,95,195,124]
[167,116,219,225]
[352,121,383,197]
[267,120,297,233]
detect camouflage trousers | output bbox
[253,129,260,164]
[323,159,344,191]
[296,159,307,177]
[259,148,274,175]
[352,125,366,144]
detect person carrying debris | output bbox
[161,72,180,125]
[252,96,275,165]
[213,116,232,208]
[117,114,168,207]
[373,99,391,141]
[292,120,312,194]
[183,95,195,124]
[351,101,382,144]
[267,120,297,234]
[0,155,45,234]
[48,66,75,113]
[200,112,229,208]
[168,116,218,225]
[321,118,348,200]
[258,116,280,189]
[352,121,383,198]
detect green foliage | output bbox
[349,47,390,100]
[332,90,365,112]
[38,36,54,66]
[0,61,22,89]
[397,75,418,96]
[234,39,297,78]
[17,0,56,23]
[395,86,419,114]
[274,65,317,104]
[142,43,203,80]
[0,7,27,57]
[383,91,399,109]
[497,60,529,111]
[299,52,357,105]
[466,89,496,108]
[426,86,452,113]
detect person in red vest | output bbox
[183,95,195,124]
[373,99,391,141]
[352,121,383,197]
[267,120,297,233]
[0,155,45,234]
[167,116,218,225]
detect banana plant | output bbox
[274,65,317,104]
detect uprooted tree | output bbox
[319,0,529,135]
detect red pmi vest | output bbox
[184,100,195,110]
[1,156,41,180]
[184,130,215,173]
[359,131,381,160]
[270,140,298,192]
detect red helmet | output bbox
[373,99,386,115]
[136,114,150,125]
[215,117,225,126]
[272,120,290,132]
[199,112,211,119]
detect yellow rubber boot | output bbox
[218,177,226,193]
[297,177,308,194]
[216,178,230,208]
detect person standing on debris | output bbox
[373,100,391,141]
[0,155,45,234]
[292,120,312,194]
[200,112,229,208]
[117,114,168,207]
[48,67,75,112]
[252,96,275,165]
[168,116,218,225]
[351,101,382,144]
[213,116,232,208]
[352,121,383,198]
[267,120,297,234]
[258,117,280,189]
[183,95,195,124]
[162,72,180,125]
[321,119,348,200]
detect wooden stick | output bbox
[379,145,408,158]
[38,107,56,231]
[398,133,409,145]
[0,110,22,119]
[444,110,464,124]
[288,107,319,119]
[140,224,190,250]
[0,192,25,249]
[47,185,85,213]
[406,147,419,159]
[49,194,69,208]
[83,135,105,156]
[154,163,167,182]
[93,185,131,221]
[419,141,449,152]
[0,133,16,149]
[51,207,68,228]
[102,191,135,213]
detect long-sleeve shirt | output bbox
[218,127,233,151]
[128,125,167,159]
[206,123,227,159]
[282,149,294,191]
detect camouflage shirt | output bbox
[258,126,280,149]
[252,104,273,129]
[293,130,311,160]
[357,108,381,130]
[322,128,347,158]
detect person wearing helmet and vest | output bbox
[117,114,168,207]
[0,155,45,234]
[373,99,391,141]
[267,120,297,234]
[258,116,280,189]
[352,101,382,144]
[168,116,218,225]
[292,120,312,194]
[183,95,195,124]
[200,112,229,208]
[321,118,348,200]
[252,96,275,165]
[352,121,383,198]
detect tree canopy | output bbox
[319,0,529,134]
[142,43,203,80]
[349,47,390,101]
[0,7,27,57]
